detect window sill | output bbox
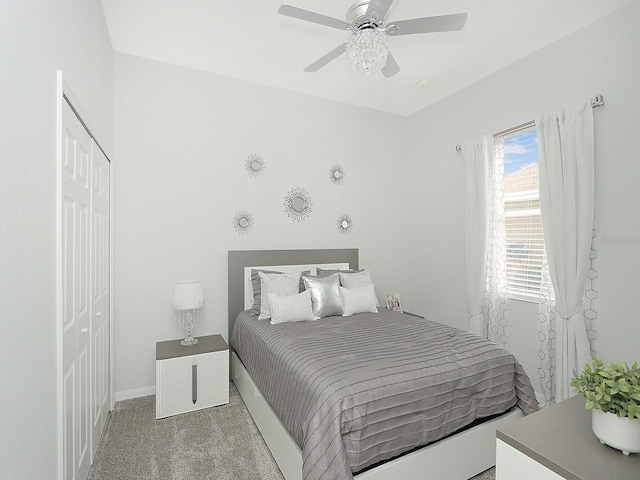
[507,293,540,304]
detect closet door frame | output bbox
[56,71,114,480]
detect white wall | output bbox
[0,1,113,478]
[114,2,640,399]
[404,1,640,391]
[113,54,409,396]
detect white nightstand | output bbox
[155,334,229,419]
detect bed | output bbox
[228,249,538,480]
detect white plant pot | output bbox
[592,409,640,455]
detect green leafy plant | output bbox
[571,358,640,419]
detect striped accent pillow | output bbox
[268,290,314,325]
[258,271,302,320]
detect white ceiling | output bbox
[100,0,634,116]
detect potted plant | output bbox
[571,358,640,455]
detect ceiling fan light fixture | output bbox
[346,28,388,75]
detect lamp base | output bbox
[181,336,198,347]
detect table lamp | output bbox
[172,280,204,346]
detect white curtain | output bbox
[463,136,493,336]
[538,229,599,406]
[536,100,594,402]
[484,138,509,347]
[537,252,556,405]
[462,136,509,344]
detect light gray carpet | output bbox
[88,382,495,480]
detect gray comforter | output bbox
[231,309,538,480]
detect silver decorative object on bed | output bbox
[233,211,254,234]
[284,187,313,221]
[246,154,266,177]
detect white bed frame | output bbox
[227,249,525,480]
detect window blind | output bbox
[500,124,544,300]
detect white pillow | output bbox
[340,284,378,316]
[258,271,302,320]
[338,270,380,307]
[268,290,314,325]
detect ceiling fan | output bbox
[278,0,467,77]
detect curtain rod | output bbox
[455,94,605,153]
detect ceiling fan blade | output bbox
[303,43,347,72]
[365,0,395,23]
[388,12,467,36]
[381,52,400,78]
[278,4,351,31]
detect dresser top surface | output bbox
[156,334,228,360]
[497,395,640,480]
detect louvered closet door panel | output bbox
[61,101,92,480]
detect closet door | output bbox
[91,143,110,458]
[61,101,92,480]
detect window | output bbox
[498,124,544,301]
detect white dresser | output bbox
[156,334,229,419]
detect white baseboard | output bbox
[115,386,155,402]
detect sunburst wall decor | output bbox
[329,164,346,185]
[283,187,313,222]
[337,214,353,234]
[233,211,254,234]
[245,154,266,177]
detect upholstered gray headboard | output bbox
[227,249,359,342]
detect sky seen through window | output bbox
[504,128,538,175]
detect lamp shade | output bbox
[172,280,204,310]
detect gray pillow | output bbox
[338,270,373,288]
[250,269,280,315]
[316,267,362,277]
[251,269,309,315]
[303,274,344,319]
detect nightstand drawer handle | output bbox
[192,360,197,404]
